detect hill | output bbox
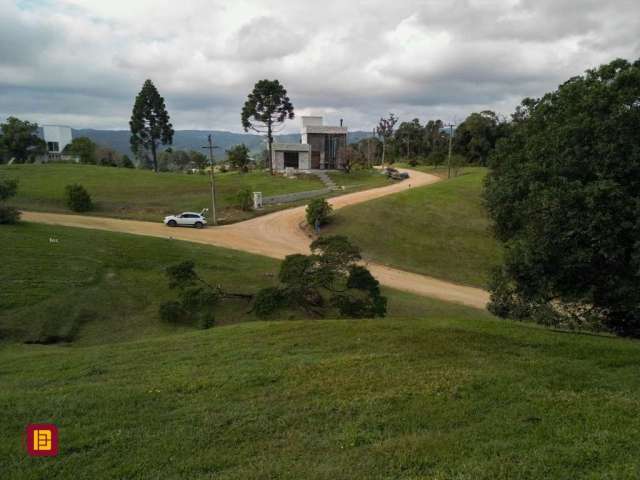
[73,129,375,158]
[0,222,488,346]
[3,294,639,478]
[322,167,501,288]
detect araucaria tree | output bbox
[241,79,294,174]
[484,58,640,337]
[129,79,174,172]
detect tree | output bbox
[423,119,448,166]
[484,58,640,337]
[394,118,423,158]
[241,79,294,175]
[454,111,508,165]
[340,145,366,173]
[120,155,134,168]
[64,137,97,164]
[160,260,252,328]
[227,144,251,172]
[306,198,333,227]
[129,79,174,173]
[0,117,46,163]
[0,178,20,224]
[375,113,398,165]
[254,236,387,318]
[188,150,208,172]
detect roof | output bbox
[303,125,348,135]
[272,143,311,152]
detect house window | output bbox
[47,142,60,153]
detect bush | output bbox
[236,188,253,211]
[64,184,93,212]
[159,301,186,324]
[306,198,333,227]
[0,205,21,224]
[254,287,286,317]
[120,155,134,168]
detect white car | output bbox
[163,212,207,229]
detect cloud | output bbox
[0,0,639,132]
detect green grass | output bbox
[328,168,391,189]
[2,314,640,478]
[322,168,501,288]
[0,222,486,346]
[0,164,393,224]
[0,164,324,223]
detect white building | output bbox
[37,125,80,162]
[271,116,348,171]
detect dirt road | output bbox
[22,169,489,310]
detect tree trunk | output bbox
[151,140,158,173]
[267,122,273,175]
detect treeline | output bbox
[372,110,511,166]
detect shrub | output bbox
[64,184,93,212]
[0,206,21,224]
[254,287,286,317]
[0,178,20,224]
[236,188,253,211]
[120,155,134,168]
[159,301,186,323]
[306,198,333,227]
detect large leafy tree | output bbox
[64,137,97,164]
[254,236,387,318]
[129,79,174,172]
[394,118,423,158]
[454,111,508,165]
[484,58,640,336]
[0,117,45,163]
[241,79,294,175]
[226,144,251,172]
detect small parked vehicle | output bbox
[163,212,207,228]
[390,171,410,180]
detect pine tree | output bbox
[241,79,294,175]
[129,79,174,172]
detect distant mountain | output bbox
[72,129,375,159]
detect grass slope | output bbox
[2,316,640,479]
[1,223,485,345]
[1,164,322,223]
[323,167,501,288]
[1,164,390,224]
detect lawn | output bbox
[2,310,640,478]
[0,164,323,223]
[2,222,639,478]
[0,222,487,346]
[328,168,391,189]
[322,167,501,288]
[0,164,392,224]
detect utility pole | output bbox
[202,134,219,226]
[445,123,455,179]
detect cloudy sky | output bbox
[1,0,639,132]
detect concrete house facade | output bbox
[38,125,78,162]
[272,116,347,171]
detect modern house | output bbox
[39,125,78,162]
[272,116,347,171]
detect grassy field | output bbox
[322,167,501,288]
[0,222,487,346]
[0,164,390,224]
[3,311,640,478]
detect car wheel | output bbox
[168,220,177,227]
[194,222,203,229]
